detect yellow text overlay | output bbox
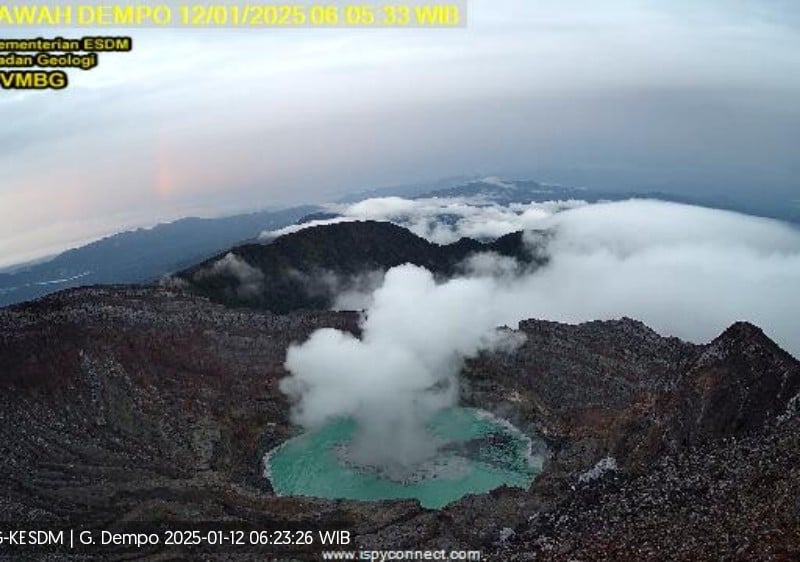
[0,2,467,27]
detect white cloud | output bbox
[510,200,800,354]
[263,196,586,244]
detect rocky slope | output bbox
[1,284,798,559]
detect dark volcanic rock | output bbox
[1,286,799,559]
[0,287,362,523]
[492,414,800,561]
[666,322,800,447]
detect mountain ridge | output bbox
[176,220,543,313]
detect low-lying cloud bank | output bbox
[263,196,586,245]
[510,200,800,355]
[280,198,800,471]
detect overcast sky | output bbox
[1,0,799,267]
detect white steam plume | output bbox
[280,265,521,476]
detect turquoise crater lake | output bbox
[265,407,544,509]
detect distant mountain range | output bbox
[420,177,787,215]
[0,206,316,308]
